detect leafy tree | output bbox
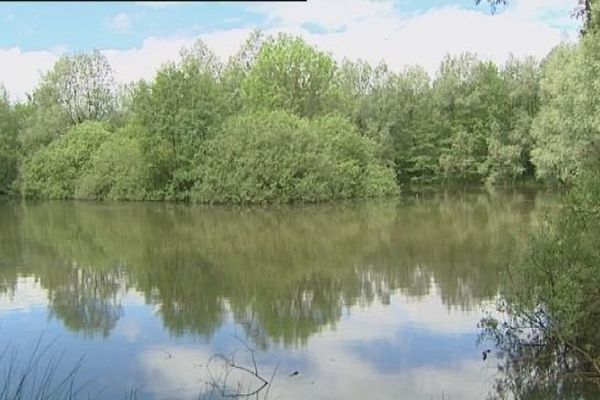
[434,54,509,182]
[484,56,540,184]
[241,34,337,118]
[333,60,439,182]
[9,30,590,201]
[0,87,19,194]
[46,50,117,125]
[18,80,71,155]
[374,66,436,181]
[131,39,227,199]
[221,29,270,114]
[19,50,116,155]
[530,42,595,184]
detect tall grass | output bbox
[0,336,86,400]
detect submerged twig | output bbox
[202,335,273,398]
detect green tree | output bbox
[18,81,71,155]
[529,41,599,184]
[241,34,337,118]
[48,50,117,125]
[374,66,436,181]
[434,54,509,182]
[0,87,19,194]
[484,56,540,184]
[131,39,227,199]
[221,29,270,115]
[19,50,116,155]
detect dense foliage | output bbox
[193,111,397,204]
[21,122,110,199]
[0,21,595,202]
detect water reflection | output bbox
[0,189,551,398]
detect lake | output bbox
[0,189,553,399]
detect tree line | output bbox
[0,26,595,203]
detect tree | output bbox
[241,34,337,118]
[42,50,116,124]
[530,43,592,183]
[131,39,227,199]
[0,86,19,194]
[19,50,116,155]
[433,53,510,182]
[221,29,270,114]
[484,56,540,184]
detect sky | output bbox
[0,0,581,101]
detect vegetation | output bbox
[481,165,600,398]
[478,4,600,396]
[0,86,19,195]
[0,16,590,203]
[193,111,397,204]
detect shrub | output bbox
[21,122,110,199]
[76,124,149,200]
[192,111,398,204]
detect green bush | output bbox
[21,121,110,199]
[76,124,149,201]
[192,111,398,204]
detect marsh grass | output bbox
[0,336,87,400]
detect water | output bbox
[0,189,553,399]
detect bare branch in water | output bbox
[200,335,274,399]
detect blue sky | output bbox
[1,2,268,51]
[0,0,581,100]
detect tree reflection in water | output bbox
[0,189,546,348]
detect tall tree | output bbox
[433,53,509,182]
[43,50,116,124]
[19,50,116,154]
[241,34,337,118]
[222,29,270,114]
[131,39,227,198]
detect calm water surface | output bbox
[0,189,554,399]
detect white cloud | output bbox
[109,13,133,33]
[0,47,62,102]
[249,0,396,31]
[0,0,580,102]
[135,288,497,400]
[101,36,194,84]
[0,276,47,314]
